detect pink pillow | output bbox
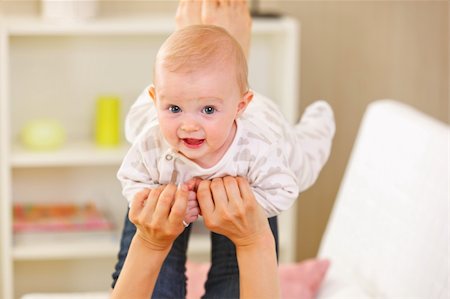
[186,259,330,299]
[186,261,210,299]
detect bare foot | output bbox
[202,0,252,59]
[175,0,202,29]
[175,0,252,59]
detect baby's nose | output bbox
[180,118,200,132]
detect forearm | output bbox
[111,234,170,299]
[236,230,281,299]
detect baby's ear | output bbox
[237,90,254,117]
[148,85,156,103]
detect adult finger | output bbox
[196,180,214,218]
[139,186,164,223]
[128,189,150,224]
[169,184,189,224]
[153,184,177,219]
[223,176,243,208]
[236,176,257,208]
[210,177,229,210]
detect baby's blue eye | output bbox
[202,106,216,115]
[169,105,181,113]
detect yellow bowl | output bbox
[21,119,66,151]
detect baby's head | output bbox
[149,25,253,168]
[154,24,248,94]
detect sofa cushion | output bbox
[318,100,449,298]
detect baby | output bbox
[118,24,334,218]
[117,24,335,297]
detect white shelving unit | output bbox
[0,16,299,299]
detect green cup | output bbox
[95,95,120,147]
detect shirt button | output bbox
[165,154,173,161]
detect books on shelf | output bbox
[13,202,115,244]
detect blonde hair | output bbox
[154,25,248,94]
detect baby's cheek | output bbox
[159,124,177,146]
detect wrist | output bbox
[235,228,275,251]
[134,231,173,253]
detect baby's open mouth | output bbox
[183,138,204,147]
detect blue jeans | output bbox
[111,210,279,299]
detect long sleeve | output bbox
[117,137,160,205]
[125,86,157,143]
[292,100,336,192]
[247,142,300,218]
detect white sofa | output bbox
[317,100,449,299]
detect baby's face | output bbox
[151,63,250,168]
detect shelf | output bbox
[2,15,295,36]
[1,14,299,299]
[12,233,210,261]
[11,141,129,167]
[13,238,119,260]
[2,15,175,35]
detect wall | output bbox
[1,0,448,261]
[262,0,448,260]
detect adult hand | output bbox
[196,176,271,247]
[112,184,190,299]
[128,184,189,251]
[196,176,280,299]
